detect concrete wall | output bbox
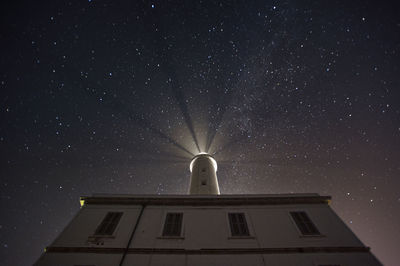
[36,202,381,266]
[131,204,363,249]
[52,205,142,248]
[51,203,363,248]
[34,253,121,266]
[35,253,381,266]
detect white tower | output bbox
[189,153,220,195]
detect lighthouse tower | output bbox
[189,153,220,195]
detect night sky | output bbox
[1,1,399,265]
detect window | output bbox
[228,213,250,236]
[162,212,183,237]
[290,211,320,236]
[95,212,123,235]
[201,180,207,185]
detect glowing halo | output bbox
[189,153,218,172]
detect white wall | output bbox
[130,204,363,249]
[36,201,380,266]
[35,253,381,266]
[34,253,121,266]
[52,205,142,248]
[48,203,365,248]
[260,253,382,266]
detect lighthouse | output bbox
[189,152,220,195]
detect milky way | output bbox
[0,1,399,265]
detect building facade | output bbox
[35,154,382,266]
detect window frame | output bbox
[93,211,123,237]
[289,211,323,237]
[226,211,253,238]
[159,211,185,239]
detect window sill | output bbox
[299,234,326,238]
[88,235,116,239]
[228,236,255,239]
[157,236,185,239]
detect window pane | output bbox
[290,211,320,235]
[163,213,183,236]
[95,212,123,235]
[229,213,249,236]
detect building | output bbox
[35,153,382,266]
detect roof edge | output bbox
[80,194,331,206]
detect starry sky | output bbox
[0,1,399,265]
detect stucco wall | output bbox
[35,253,381,266]
[35,200,381,266]
[51,205,142,248]
[130,204,363,249]
[49,203,364,248]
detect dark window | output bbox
[228,213,250,236]
[95,212,123,235]
[201,180,207,185]
[290,211,320,235]
[162,213,183,237]
[201,168,206,172]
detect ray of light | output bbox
[104,99,195,158]
[211,133,249,156]
[205,96,235,153]
[149,5,201,154]
[130,113,196,157]
[167,76,201,153]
